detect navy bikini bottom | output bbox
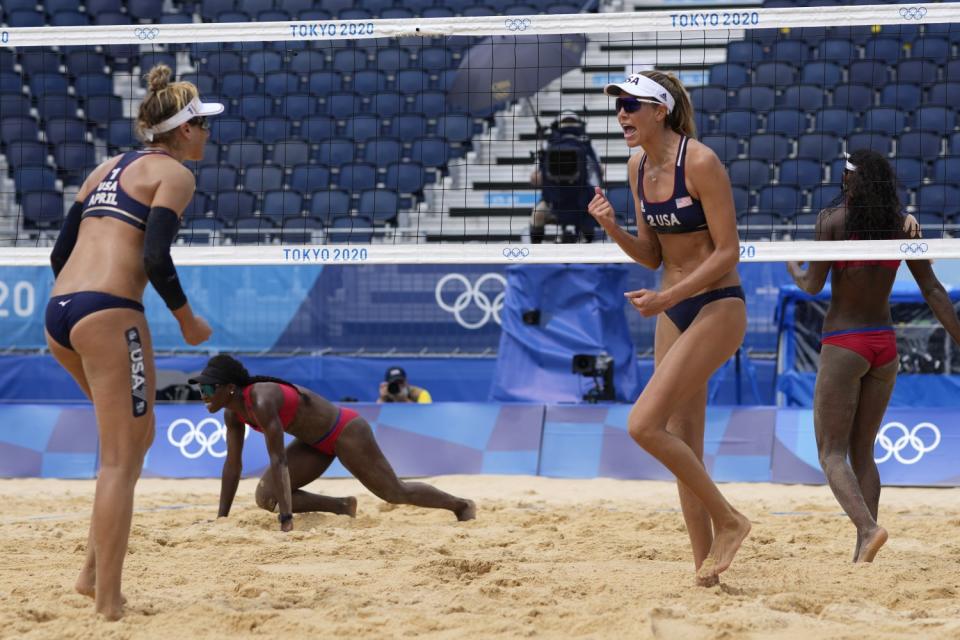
[663,286,745,333]
[46,291,144,350]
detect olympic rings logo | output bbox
[899,242,928,255]
[167,418,248,459]
[503,247,530,260]
[899,6,927,20]
[435,272,507,330]
[875,421,941,465]
[135,27,160,40]
[504,18,532,31]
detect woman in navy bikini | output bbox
[44,64,215,619]
[788,149,960,563]
[191,355,476,530]
[587,70,750,586]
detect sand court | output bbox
[2,476,960,639]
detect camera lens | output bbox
[388,381,401,395]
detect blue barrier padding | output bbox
[0,405,97,478]
[778,371,960,408]
[771,408,960,486]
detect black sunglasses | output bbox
[199,383,220,397]
[615,97,663,114]
[188,116,210,131]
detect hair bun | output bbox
[146,64,172,93]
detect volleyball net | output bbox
[0,2,958,265]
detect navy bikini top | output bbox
[638,136,708,234]
[81,150,169,231]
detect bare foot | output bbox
[695,572,720,587]
[96,601,124,621]
[76,577,127,604]
[456,499,476,522]
[696,513,751,582]
[342,496,357,518]
[855,526,887,563]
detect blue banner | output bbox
[771,408,960,486]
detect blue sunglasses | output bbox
[199,383,220,397]
[615,97,664,114]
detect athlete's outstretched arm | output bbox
[907,260,960,345]
[217,410,246,518]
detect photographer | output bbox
[378,366,432,404]
[530,110,603,244]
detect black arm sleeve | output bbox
[143,206,187,311]
[50,201,85,278]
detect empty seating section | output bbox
[2,0,584,242]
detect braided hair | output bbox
[842,149,903,241]
[207,354,304,398]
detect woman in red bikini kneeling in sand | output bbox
[191,355,475,530]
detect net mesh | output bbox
[0,3,958,264]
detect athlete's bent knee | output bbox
[627,421,658,449]
[254,482,278,512]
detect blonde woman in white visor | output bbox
[45,64,217,619]
[588,70,750,586]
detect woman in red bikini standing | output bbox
[191,355,475,529]
[788,149,960,563]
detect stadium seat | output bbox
[916,184,960,217]
[779,85,824,111]
[410,137,451,169]
[913,106,957,136]
[327,215,373,243]
[728,159,770,188]
[279,94,321,119]
[351,70,389,94]
[198,165,239,193]
[370,91,406,118]
[36,94,79,121]
[336,162,377,191]
[65,50,107,76]
[281,216,325,244]
[357,189,400,225]
[238,95,275,122]
[332,50,369,73]
[139,52,177,75]
[316,138,357,167]
[690,86,727,115]
[412,91,449,117]
[1,117,41,146]
[810,184,842,211]
[8,9,45,27]
[816,38,856,61]
[929,82,960,107]
[796,133,841,162]
[418,47,454,71]
[323,91,363,118]
[846,132,892,156]
[897,131,941,159]
[754,62,798,87]
[5,141,47,168]
[381,7,414,19]
[709,63,749,89]
[713,110,759,137]
[731,186,750,216]
[242,165,284,193]
[396,69,430,94]
[363,137,404,166]
[422,7,455,18]
[864,38,902,65]
[733,86,776,113]
[263,71,301,97]
[777,159,822,190]
[220,72,257,98]
[861,107,907,134]
[387,114,428,142]
[288,165,332,195]
[909,37,950,61]
[895,60,939,87]
[830,83,874,111]
[384,162,426,194]
[748,134,791,163]
[310,189,352,223]
[203,51,243,75]
[726,41,764,65]
[342,115,381,142]
[765,109,807,137]
[270,139,311,166]
[106,119,137,152]
[0,96,31,120]
[606,186,638,223]
[181,72,216,95]
[847,61,888,85]
[46,117,87,145]
[211,118,246,144]
[700,135,739,163]
[73,73,113,98]
[770,40,809,65]
[799,61,843,86]
[128,0,163,20]
[287,51,327,76]
[739,212,784,240]
[225,141,266,169]
[50,14,91,31]
[758,185,802,215]
[300,114,336,141]
[879,83,922,111]
[214,190,257,222]
[14,166,57,193]
[253,117,291,144]
[29,73,70,97]
[891,157,923,189]
[260,190,305,223]
[814,108,857,136]
[20,190,64,228]
[932,158,960,185]
[54,142,96,184]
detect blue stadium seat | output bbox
[0,96,30,120]
[410,137,450,168]
[1,117,40,146]
[897,131,941,159]
[418,47,454,71]
[198,165,239,193]
[289,51,328,75]
[243,165,284,193]
[316,138,357,167]
[279,94,320,119]
[238,95,275,122]
[370,91,406,118]
[799,61,843,86]
[913,106,956,136]
[749,134,791,163]
[281,216,325,243]
[270,139,311,165]
[847,61,888,85]
[339,8,372,20]
[387,114,428,142]
[261,190,305,222]
[54,142,96,184]
[36,94,79,121]
[381,7,414,19]
[814,107,857,136]
[606,186,638,223]
[341,115,381,142]
[200,0,234,21]
[713,110,759,136]
[375,48,412,73]
[690,86,727,115]
[862,107,907,133]
[816,38,856,61]
[796,133,841,162]
[106,119,136,152]
[29,73,69,97]
[864,38,902,65]
[931,158,960,185]
[357,189,400,225]
[139,52,177,75]
[336,162,377,191]
[5,0,41,10]
[909,37,950,61]
[300,114,336,140]
[46,117,87,145]
[5,141,47,168]
[74,73,113,98]
[384,162,426,193]
[220,72,257,98]
[289,164,332,195]
[895,60,939,86]
[20,190,64,228]
[14,166,57,193]
[232,216,277,245]
[754,62,797,87]
[727,159,770,188]
[128,0,163,20]
[413,91,450,117]
[183,217,224,245]
[810,184,841,211]
[351,69,389,93]
[64,50,107,75]
[435,114,473,144]
[916,184,960,217]
[309,189,352,223]
[238,0,274,18]
[253,117,291,144]
[8,9,46,27]
[779,85,824,110]
[700,134,739,163]
[50,11,89,26]
[322,91,363,118]
[726,41,764,64]
[214,190,257,221]
[327,215,373,243]
[182,72,216,95]
[709,63,749,89]
[891,157,923,189]
[846,132,892,156]
[332,50,369,73]
[20,48,63,76]
[363,137,403,166]
[879,83,922,111]
[765,109,807,137]
[203,51,243,75]
[739,213,783,240]
[778,159,822,189]
[830,83,874,111]
[396,69,430,95]
[422,7,455,18]
[770,40,809,65]
[924,23,960,45]
[732,86,775,113]
[730,186,748,216]
[225,141,265,169]
[462,6,495,17]
[307,71,344,95]
[929,82,960,107]
[86,0,123,13]
[210,118,246,144]
[263,71,300,97]
[758,185,802,214]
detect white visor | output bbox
[143,96,224,141]
[604,73,675,114]
[844,153,856,172]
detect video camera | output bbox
[571,353,615,403]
